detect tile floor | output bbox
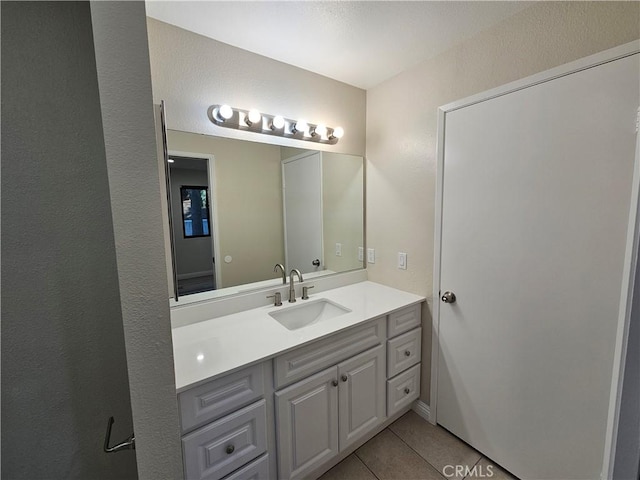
[318,411,517,480]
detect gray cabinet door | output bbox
[275,367,339,480]
[338,345,386,450]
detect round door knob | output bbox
[441,291,457,303]
[226,445,235,454]
[341,374,348,382]
[404,350,411,357]
[312,259,320,267]
[404,387,410,395]
[331,380,338,387]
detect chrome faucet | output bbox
[288,269,304,303]
[274,263,286,284]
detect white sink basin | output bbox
[269,299,351,330]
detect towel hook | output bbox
[103,416,135,453]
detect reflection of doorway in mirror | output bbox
[282,152,324,275]
[167,153,221,295]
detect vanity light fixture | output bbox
[214,104,234,122]
[271,115,285,130]
[208,104,344,144]
[311,124,327,138]
[330,126,344,140]
[245,109,262,127]
[291,119,309,135]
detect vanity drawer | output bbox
[179,363,265,433]
[274,316,386,389]
[182,400,267,480]
[387,364,420,417]
[222,454,269,480]
[387,304,421,338]
[387,327,421,378]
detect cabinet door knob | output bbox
[226,445,235,454]
[341,374,348,382]
[331,380,338,387]
[404,387,410,395]
[404,350,411,356]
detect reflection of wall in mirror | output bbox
[167,130,285,288]
[322,152,364,272]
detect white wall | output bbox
[322,152,365,273]
[365,1,640,403]
[1,2,137,478]
[146,18,366,156]
[90,2,183,479]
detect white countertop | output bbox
[172,281,425,393]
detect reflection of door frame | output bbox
[169,150,222,289]
[430,41,639,478]
[281,151,324,273]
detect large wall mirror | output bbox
[162,128,365,301]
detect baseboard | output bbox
[412,400,432,423]
[177,270,213,281]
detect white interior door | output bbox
[283,152,323,274]
[437,53,639,480]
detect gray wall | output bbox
[1,2,137,478]
[614,233,640,479]
[170,166,214,277]
[89,2,184,478]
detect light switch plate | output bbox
[398,252,407,270]
[358,247,364,261]
[367,248,375,264]
[335,243,342,256]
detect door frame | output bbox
[168,149,222,289]
[430,40,640,479]
[281,150,325,273]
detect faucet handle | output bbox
[267,292,282,306]
[301,285,314,300]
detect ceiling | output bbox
[145,1,532,90]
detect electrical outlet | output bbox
[335,243,342,256]
[367,248,375,264]
[358,247,364,261]
[398,252,407,270]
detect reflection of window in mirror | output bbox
[180,186,210,238]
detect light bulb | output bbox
[271,115,285,130]
[312,124,327,138]
[293,120,308,135]
[245,109,261,126]
[217,104,233,121]
[330,126,344,139]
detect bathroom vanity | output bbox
[171,281,425,480]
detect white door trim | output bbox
[430,40,640,477]
[168,150,222,289]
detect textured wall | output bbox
[1,2,137,478]
[90,2,183,479]
[146,18,366,156]
[365,1,640,403]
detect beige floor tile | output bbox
[388,411,481,480]
[317,454,377,480]
[356,429,444,480]
[464,458,518,480]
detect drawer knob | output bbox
[404,387,410,395]
[341,375,348,382]
[404,350,411,356]
[331,380,338,387]
[226,445,235,455]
